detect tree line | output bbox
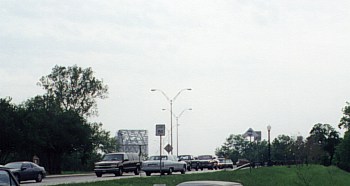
[216,103,350,172]
[0,65,116,174]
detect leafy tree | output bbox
[339,102,350,130]
[271,135,294,163]
[22,95,93,174]
[216,134,268,163]
[335,131,350,171]
[38,65,108,117]
[306,123,340,165]
[0,98,23,163]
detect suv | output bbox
[94,152,141,177]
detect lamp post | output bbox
[163,108,192,156]
[151,88,192,154]
[267,125,271,166]
[175,108,192,157]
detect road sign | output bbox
[156,124,165,136]
[164,144,173,153]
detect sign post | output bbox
[156,124,165,176]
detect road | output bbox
[20,168,236,185]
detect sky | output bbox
[1,0,350,156]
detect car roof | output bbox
[6,161,32,164]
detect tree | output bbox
[38,65,108,117]
[271,135,294,163]
[306,123,340,165]
[339,102,350,129]
[335,131,350,171]
[0,98,23,163]
[215,134,268,163]
[22,95,94,174]
[216,134,244,161]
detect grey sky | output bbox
[1,0,350,156]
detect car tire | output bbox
[187,165,191,171]
[134,167,140,175]
[96,173,102,177]
[35,173,43,182]
[145,172,151,176]
[181,166,186,174]
[115,167,123,176]
[168,168,173,175]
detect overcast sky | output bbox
[1,0,350,156]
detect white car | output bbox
[142,155,187,176]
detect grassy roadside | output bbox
[57,165,350,186]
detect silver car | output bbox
[142,155,187,176]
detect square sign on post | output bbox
[156,124,165,136]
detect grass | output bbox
[57,165,350,186]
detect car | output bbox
[178,155,201,171]
[142,155,187,176]
[197,155,219,170]
[94,152,141,177]
[217,158,234,169]
[236,159,250,167]
[4,161,46,183]
[0,167,20,186]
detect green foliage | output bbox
[38,65,108,117]
[271,135,294,161]
[216,134,269,163]
[0,98,24,163]
[306,123,340,166]
[339,102,350,129]
[335,131,350,172]
[1,65,114,174]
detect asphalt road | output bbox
[20,168,236,186]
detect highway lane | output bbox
[21,168,236,185]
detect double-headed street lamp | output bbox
[163,108,192,156]
[151,88,192,155]
[267,125,272,166]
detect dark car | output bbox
[0,167,20,186]
[94,152,141,177]
[197,155,218,170]
[178,155,201,171]
[236,159,250,167]
[4,161,46,183]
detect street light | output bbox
[163,108,192,156]
[151,88,192,154]
[267,125,271,166]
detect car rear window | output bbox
[4,162,21,169]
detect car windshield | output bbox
[4,162,21,169]
[102,154,123,161]
[198,155,212,160]
[149,156,168,160]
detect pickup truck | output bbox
[178,155,201,171]
[94,152,141,177]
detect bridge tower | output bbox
[116,129,148,156]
